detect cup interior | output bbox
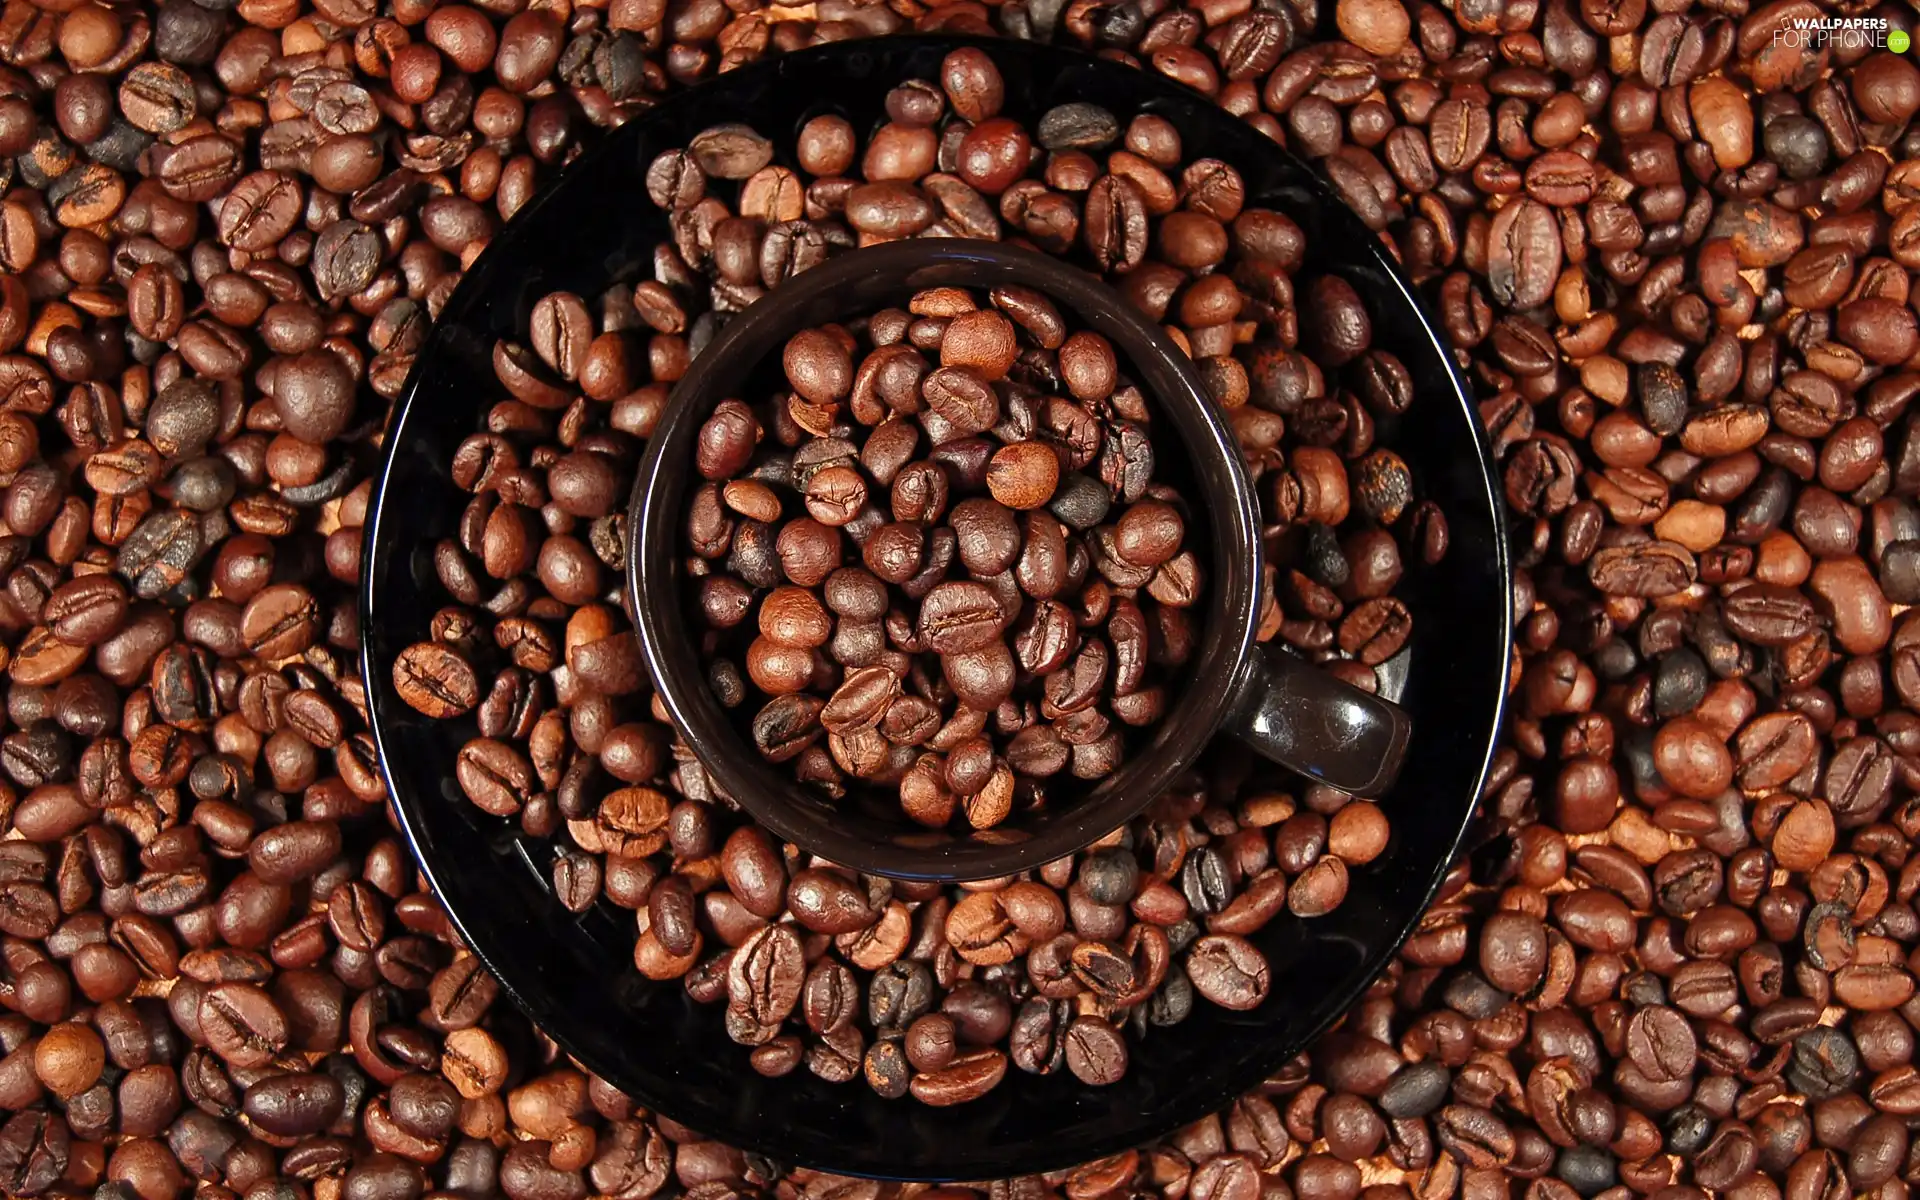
[631,240,1260,881]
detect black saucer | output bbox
[359,34,1511,1181]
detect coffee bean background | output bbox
[2,0,1918,1193]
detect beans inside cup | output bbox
[684,286,1204,830]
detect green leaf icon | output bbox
[1894,29,1913,53]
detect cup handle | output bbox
[1223,644,1413,797]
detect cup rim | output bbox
[628,239,1261,880]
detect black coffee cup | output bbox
[628,239,1413,882]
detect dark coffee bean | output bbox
[244,1072,346,1137]
[1039,104,1121,150]
[1788,1028,1860,1099]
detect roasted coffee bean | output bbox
[1187,935,1270,1010]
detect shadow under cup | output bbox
[629,239,1266,882]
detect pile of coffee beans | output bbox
[6,0,1920,1187]
[688,289,1203,826]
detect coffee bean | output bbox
[393,642,480,718]
[244,1072,347,1137]
[1624,1006,1697,1083]
[1039,104,1121,151]
[428,956,499,1030]
[1186,935,1270,1010]
[909,1048,1007,1105]
[197,982,289,1069]
[916,581,1006,654]
[1064,1015,1128,1084]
